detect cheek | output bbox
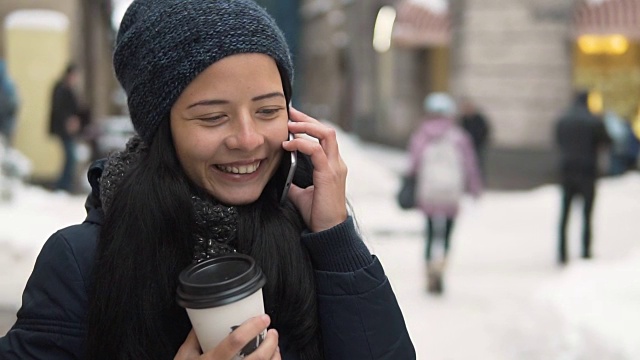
[180,136,218,163]
[172,126,217,167]
[265,126,288,169]
[268,125,288,173]
[266,120,289,146]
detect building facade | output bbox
[449,0,575,149]
[1,0,638,183]
[299,0,640,151]
[0,0,113,180]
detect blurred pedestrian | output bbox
[623,120,639,170]
[458,97,490,180]
[603,110,630,176]
[0,59,19,146]
[407,92,482,294]
[49,63,82,192]
[555,90,611,265]
[0,0,416,359]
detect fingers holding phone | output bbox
[282,108,348,232]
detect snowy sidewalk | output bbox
[343,133,640,359]
[1,131,639,359]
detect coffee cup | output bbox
[176,253,267,356]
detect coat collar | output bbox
[83,159,106,225]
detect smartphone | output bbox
[280,132,298,205]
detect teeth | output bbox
[217,161,260,174]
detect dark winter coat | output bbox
[555,101,611,181]
[0,161,416,360]
[49,80,79,139]
[0,60,19,141]
[460,112,490,152]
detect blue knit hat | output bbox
[114,0,294,144]
[423,92,456,117]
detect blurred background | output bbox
[0,0,639,359]
[0,0,638,189]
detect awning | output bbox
[392,0,451,47]
[572,0,640,40]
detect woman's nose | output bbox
[225,116,264,150]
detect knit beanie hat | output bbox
[113,0,294,144]
[423,92,457,117]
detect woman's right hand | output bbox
[174,315,280,360]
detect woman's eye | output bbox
[199,114,227,123]
[257,108,283,118]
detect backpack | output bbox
[416,129,465,205]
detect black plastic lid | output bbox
[176,254,266,309]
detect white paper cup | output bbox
[177,254,267,356]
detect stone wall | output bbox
[305,0,579,150]
[452,0,575,148]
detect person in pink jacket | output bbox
[407,92,482,294]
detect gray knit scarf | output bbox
[98,136,238,263]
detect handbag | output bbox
[397,174,416,209]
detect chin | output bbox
[217,192,261,206]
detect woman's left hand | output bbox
[282,107,348,232]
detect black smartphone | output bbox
[280,132,298,205]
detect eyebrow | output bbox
[252,92,285,102]
[187,92,285,109]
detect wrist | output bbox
[312,211,348,233]
[302,216,372,272]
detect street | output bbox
[1,132,639,359]
[345,136,640,359]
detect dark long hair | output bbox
[86,117,323,359]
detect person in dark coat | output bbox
[0,59,19,146]
[0,1,416,359]
[458,98,490,180]
[49,63,82,192]
[555,90,611,265]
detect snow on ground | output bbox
[0,185,86,306]
[534,249,640,359]
[340,131,640,359]
[1,130,639,359]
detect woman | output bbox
[408,93,482,294]
[0,0,415,359]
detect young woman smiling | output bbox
[0,1,416,359]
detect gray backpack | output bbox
[416,129,465,205]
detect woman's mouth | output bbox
[215,161,261,174]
